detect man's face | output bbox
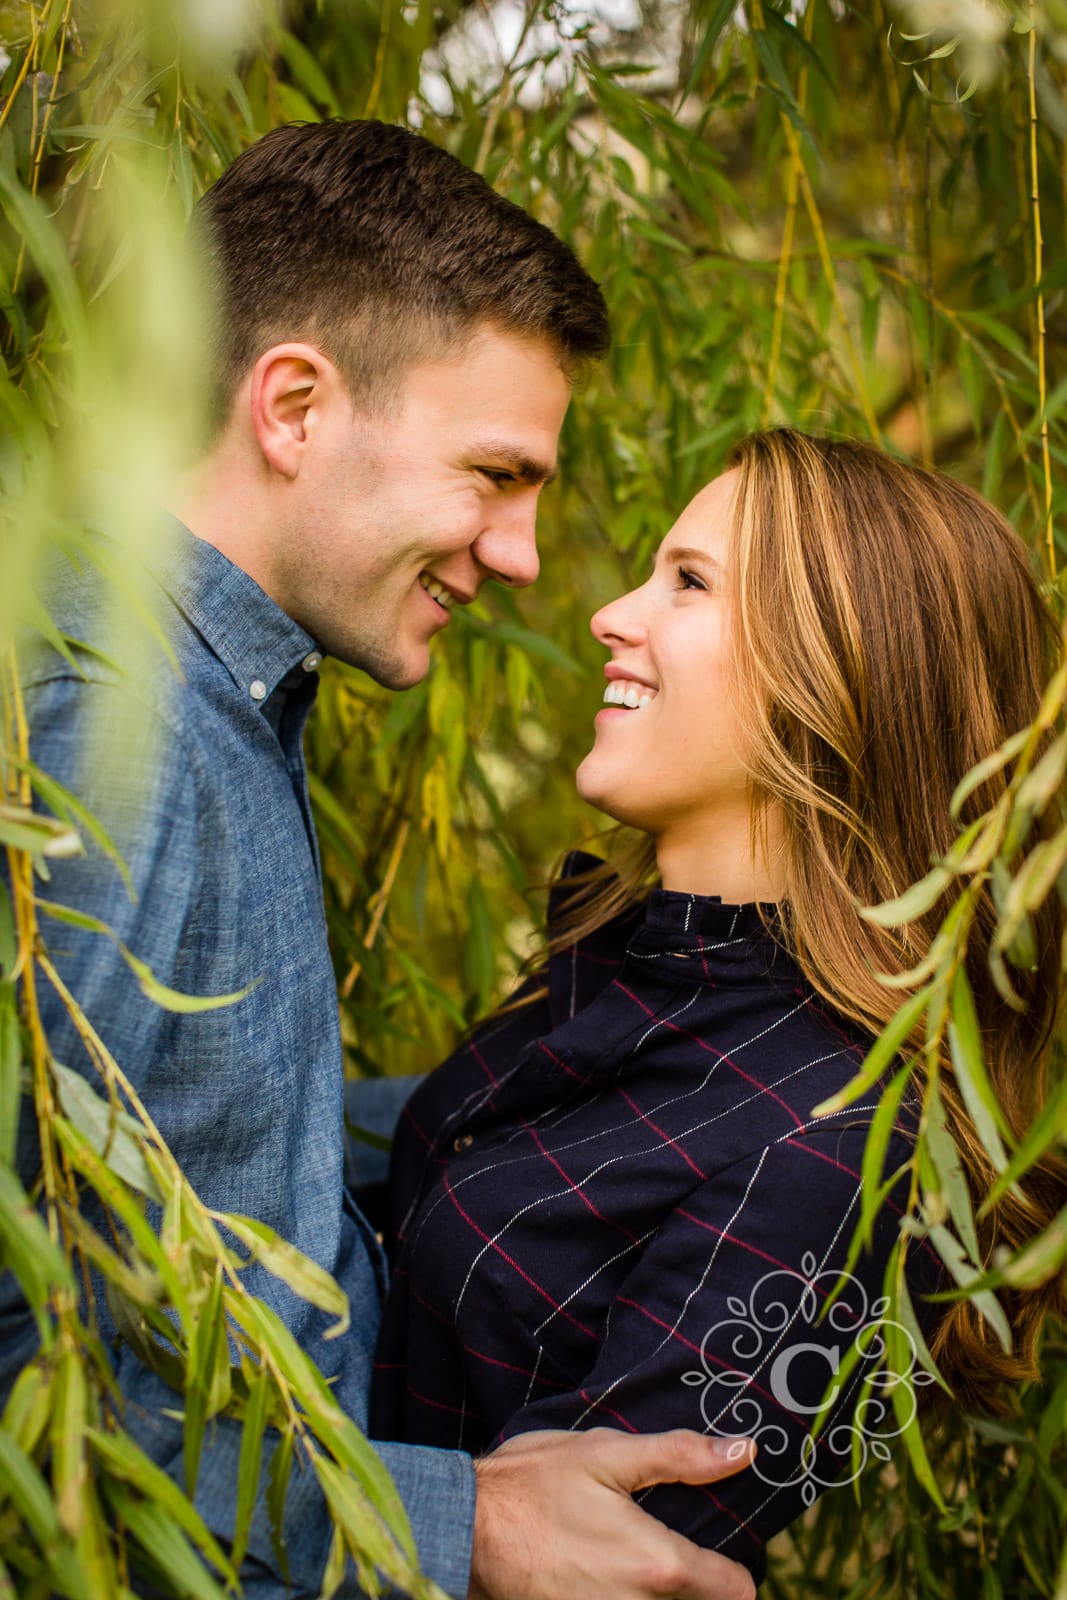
[270,324,572,687]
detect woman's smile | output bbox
[577,470,747,833]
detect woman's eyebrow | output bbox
[657,544,724,569]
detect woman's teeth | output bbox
[602,680,656,709]
[419,573,453,609]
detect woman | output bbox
[370,431,1066,1584]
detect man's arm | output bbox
[344,1075,425,1193]
[15,672,757,1600]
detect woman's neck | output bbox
[654,804,786,904]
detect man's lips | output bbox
[418,572,474,616]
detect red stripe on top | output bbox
[442,1169,599,1341]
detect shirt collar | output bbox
[150,518,324,706]
[547,850,795,999]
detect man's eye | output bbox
[677,566,706,591]
[478,467,515,487]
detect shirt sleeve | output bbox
[344,1075,427,1193]
[7,673,478,1600]
[7,667,203,1193]
[119,1363,476,1599]
[494,1121,934,1576]
[370,1441,476,1598]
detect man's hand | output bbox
[468,1428,757,1600]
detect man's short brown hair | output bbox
[196,118,610,428]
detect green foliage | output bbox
[1,0,1066,1594]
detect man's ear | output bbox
[249,343,341,478]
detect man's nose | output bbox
[474,494,541,589]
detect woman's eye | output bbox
[677,566,706,592]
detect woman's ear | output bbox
[249,343,340,478]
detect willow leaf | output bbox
[122,946,259,1016]
[51,1346,89,1541]
[53,1062,162,1202]
[883,1317,946,1511]
[0,881,15,976]
[0,1164,74,1321]
[1015,733,1067,817]
[88,1427,238,1587]
[11,754,134,895]
[313,1453,417,1593]
[37,898,257,1013]
[2,1361,51,1455]
[65,1209,162,1310]
[226,1293,414,1560]
[843,1168,907,1283]
[0,803,81,859]
[923,1080,981,1266]
[266,1421,294,1590]
[927,1225,1012,1353]
[102,1479,231,1600]
[950,729,1028,817]
[946,969,1011,1175]
[1001,1202,1067,1290]
[0,982,20,1169]
[982,1068,1067,1213]
[184,1266,228,1499]
[223,1215,350,1338]
[0,1431,89,1599]
[894,1263,952,1397]
[320,1523,348,1600]
[812,987,929,1116]
[52,1118,189,1324]
[0,169,89,355]
[857,1060,915,1253]
[993,833,1067,962]
[861,868,953,929]
[232,1363,270,1573]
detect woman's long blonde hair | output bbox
[538,429,1066,1411]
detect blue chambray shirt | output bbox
[0,518,475,1598]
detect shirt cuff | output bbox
[370,1439,476,1599]
[344,1075,425,1191]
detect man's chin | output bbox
[332,637,430,691]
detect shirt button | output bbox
[452,1134,473,1153]
[302,651,323,673]
[249,680,267,701]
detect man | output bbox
[8,120,755,1599]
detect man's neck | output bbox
[166,446,276,599]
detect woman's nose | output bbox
[591,587,646,647]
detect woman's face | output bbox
[576,469,752,839]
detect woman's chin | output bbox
[575,759,633,826]
[574,755,604,808]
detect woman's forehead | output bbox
[662,467,740,554]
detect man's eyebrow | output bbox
[469,441,558,486]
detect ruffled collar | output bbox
[546,854,798,1026]
[626,887,795,986]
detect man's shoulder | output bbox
[21,540,217,815]
[24,533,187,690]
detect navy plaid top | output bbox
[372,854,940,1584]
